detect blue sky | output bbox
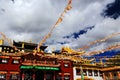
[0,0,120,56]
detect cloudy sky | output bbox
[0,0,120,53]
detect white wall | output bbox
[73,67,103,80]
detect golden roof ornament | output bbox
[61,46,84,55]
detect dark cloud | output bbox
[11,0,14,3]
[102,0,120,19]
[63,26,94,39]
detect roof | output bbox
[101,66,120,71]
[13,40,47,51]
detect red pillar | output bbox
[44,71,46,80]
[22,73,25,80]
[53,71,55,80]
[62,73,64,80]
[33,72,35,80]
[6,73,10,80]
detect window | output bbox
[2,59,8,63]
[94,70,98,76]
[0,59,8,64]
[56,75,62,80]
[13,60,19,64]
[113,72,118,80]
[83,70,87,76]
[88,70,92,76]
[4,47,6,49]
[100,71,103,77]
[0,74,6,79]
[64,75,70,80]
[76,68,81,75]
[7,48,9,50]
[64,63,69,68]
[11,49,14,53]
[10,74,18,80]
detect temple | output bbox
[0,39,120,80]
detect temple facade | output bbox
[0,39,120,80]
[0,40,73,80]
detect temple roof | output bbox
[13,40,47,51]
[61,46,85,55]
[101,66,120,71]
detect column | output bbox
[86,70,89,76]
[62,73,64,80]
[109,72,113,80]
[103,73,106,80]
[98,70,100,77]
[33,72,35,80]
[22,73,25,80]
[118,71,120,80]
[53,71,56,80]
[92,70,94,77]
[6,73,10,80]
[73,67,76,80]
[18,74,20,80]
[44,71,46,80]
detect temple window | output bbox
[83,70,87,76]
[94,70,98,76]
[11,49,14,53]
[0,74,6,79]
[56,75,62,80]
[10,74,18,80]
[99,71,103,77]
[0,58,8,64]
[7,47,9,50]
[64,63,69,68]
[64,75,70,80]
[4,47,6,49]
[113,72,117,76]
[88,70,92,76]
[12,60,19,64]
[113,72,117,79]
[76,68,81,75]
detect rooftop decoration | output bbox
[61,46,85,55]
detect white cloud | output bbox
[0,0,119,54]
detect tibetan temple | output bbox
[0,39,120,80]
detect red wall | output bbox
[0,56,21,71]
[59,60,73,80]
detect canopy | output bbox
[20,65,59,71]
